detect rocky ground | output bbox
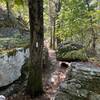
[0,45,100,100]
[5,49,69,100]
[55,62,100,100]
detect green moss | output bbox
[27,62,43,97]
[57,49,88,61]
[0,36,30,50]
[7,49,17,57]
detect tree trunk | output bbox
[50,27,53,48]
[6,0,10,18]
[27,0,43,97]
[86,0,96,51]
[91,27,96,50]
[48,0,58,49]
[48,0,53,48]
[52,17,56,49]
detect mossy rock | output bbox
[56,42,88,62]
[57,42,83,52]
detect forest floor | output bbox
[7,49,69,100]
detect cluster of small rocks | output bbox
[55,62,100,100]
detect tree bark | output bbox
[85,0,96,50]
[48,0,53,48]
[52,17,56,49]
[27,0,43,97]
[6,0,10,18]
[48,0,61,49]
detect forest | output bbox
[0,0,100,100]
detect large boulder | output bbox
[56,42,88,61]
[55,62,100,100]
[0,7,29,37]
[0,48,29,87]
[0,47,48,88]
[0,8,17,28]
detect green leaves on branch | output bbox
[56,0,99,45]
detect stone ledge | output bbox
[55,62,100,100]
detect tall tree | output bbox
[48,0,53,48]
[5,0,10,18]
[27,0,44,97]
[48,0,61,49]
[85,0,97,50]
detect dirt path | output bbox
[43,49,67,100]
[7,49,68,100]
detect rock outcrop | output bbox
[0,47,49,88]
[0,48,29,87]
[56,42,88,61]
[55,62,100,100]
[0,7,29,37]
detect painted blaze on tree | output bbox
[27,0,44,97]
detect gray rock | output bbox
[55,91,86,100]
[71,62,100,93]
[89,92,100,100]
[0,48,29,87]
[55,62,100,100]
[0,95,5,100]
[59,79,89,98]
[0,27,19,37]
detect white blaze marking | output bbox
[36,42,39,48]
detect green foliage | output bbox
[56,0,98,45]
[14,0,25,6]
[0,0,29,22]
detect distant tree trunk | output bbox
[52,17,56,49]
[57,37,61,45]
[90,18,96,51]
[5,0,10,18]
[48,0,61,49]
[85,0,96,51]
[48,0,53,48]
[49,16,53,48]
[50,26,53,48]
[27,0,43,97]
[91,26,96,50]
